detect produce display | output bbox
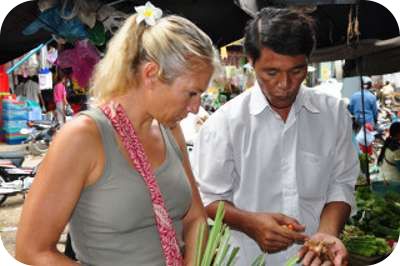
[348,187,400,240]
[341,186,399,259]
[342,225,391,257]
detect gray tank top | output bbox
[69,108,192,266]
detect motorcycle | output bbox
[0,160,37,206]
[21,119,59,156]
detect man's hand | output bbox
[245,213,308,253]
[298,232,348,266]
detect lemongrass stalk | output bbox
[226,247,240,266]
[285,255,299,266]
[250,254,266,266]
[213,226,231,265]
[195,222,206,266]
[201,202,225,266]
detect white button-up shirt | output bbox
[193,82,359,266]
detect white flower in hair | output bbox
[135,1,162,26]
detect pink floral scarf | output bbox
[101,103,183,266]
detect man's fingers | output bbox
[297,245,308,259]
[310,256,322,266]
[301,251,316,266]
[322,261,333,266]
[279,227,308,242]
[275,214,304,228]
[265,231,294,246]
[333,254,344,266]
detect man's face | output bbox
[252,47,308,109]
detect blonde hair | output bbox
[90,14,219,104]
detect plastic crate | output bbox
[4,137,26,145]
[2,120,28,133]
[1,130,28,145]
[2,99,27,111]
[2,109,28,121]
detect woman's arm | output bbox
[171,125,208,266]
[15,116,104,265]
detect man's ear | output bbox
[141,61,159,86]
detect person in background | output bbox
[348,79,378,128]
[16,3,218,266]
[24,76,46,110]
[381,81,395,107]
[193,7,358,266]
[377,121,400,181]
[53,70,69,126]
[13,75,26,97]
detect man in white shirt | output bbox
[193,7,358,266]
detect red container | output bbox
[0,65,10,93]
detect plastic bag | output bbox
[356,128,375,146]
[65,104,74,116]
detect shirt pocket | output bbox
[297,150,330,199]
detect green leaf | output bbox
[213,226,231,265]
[195,222,206,266]
[285,255,299,266]
[250,254,266,266]
[201,202,225,266]
[226,247,240,266]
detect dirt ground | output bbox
[0,145,67,259]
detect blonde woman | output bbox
[16,3,218,265]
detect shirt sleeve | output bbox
[327,100,359,215]
[192,109,236,207]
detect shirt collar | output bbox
[295,86,320,114]
[249,81,269,115]
[249,82,320,116]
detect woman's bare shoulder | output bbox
[39,115,104,186]
[57,115,99,140]
[49,115,102,157]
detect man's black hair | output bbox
[244,7,316,63]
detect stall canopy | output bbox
[0,0,399,76]
[0,0,251,64]
[235,0,400,76]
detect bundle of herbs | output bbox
[194,201,266,266]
